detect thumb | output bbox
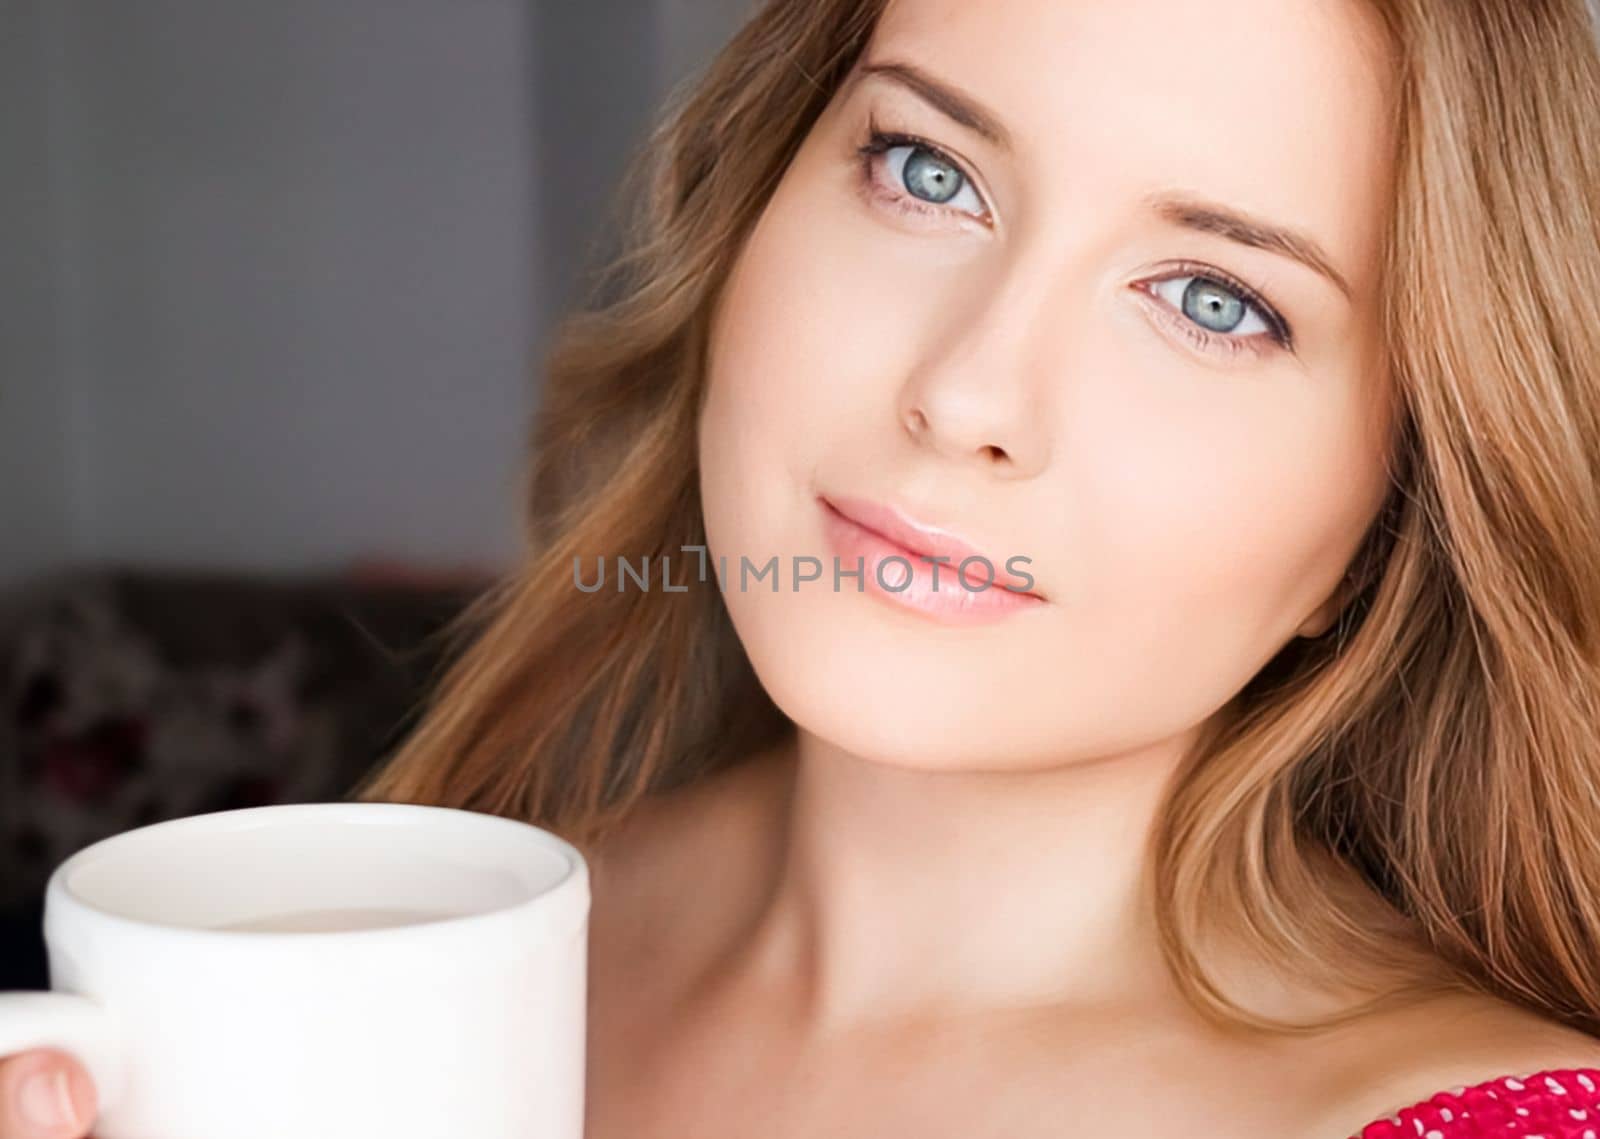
[0,1050,97,1139]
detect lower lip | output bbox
[818,498,1045,626]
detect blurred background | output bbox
[0,0,753,987]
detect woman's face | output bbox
[698,0,1399,769]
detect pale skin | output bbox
[4,0,1600,1137]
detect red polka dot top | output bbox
[1349,1067,1600,1138]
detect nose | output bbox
[894,269,1056,479]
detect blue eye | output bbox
[856,125,991,224]
[1152,276,1272,337]
[885,143,985,212]
[1143,269,1294,355]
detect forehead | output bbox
[865,0,1399,287]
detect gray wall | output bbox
[535,0,756,318]
[0,0,756,581]
[535,0,658,320]
[0,1,77,584]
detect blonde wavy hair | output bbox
[354,0,1600,1038]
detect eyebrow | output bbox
[856,59,1014,151]
[855,57,1354,300]
[1143,191,1354,299]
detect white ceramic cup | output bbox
[0,801,590,1138]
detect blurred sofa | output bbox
[0,565,485,989]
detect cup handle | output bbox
[0,992,125,1115]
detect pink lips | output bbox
[817,493,1044,625]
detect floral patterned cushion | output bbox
[0,567,480,923]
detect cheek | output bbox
[704,199,906,432]
[698,182,917,562]
[1083,395,1334,607]
[1057,327,1391,698]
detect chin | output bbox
[724,592,1052,772]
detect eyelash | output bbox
[852,115,1297,359]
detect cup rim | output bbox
[43,801,590,946]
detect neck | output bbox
[718,727,1201,1038]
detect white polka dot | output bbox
[1506,1077,1527,1090]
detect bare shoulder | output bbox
[1296,992,1600,1139]
[581,739,799,1115]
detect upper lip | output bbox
[820,493,1044,598]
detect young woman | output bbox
[7,0,1600,1136]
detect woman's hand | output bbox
[0,1050,97,1138]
